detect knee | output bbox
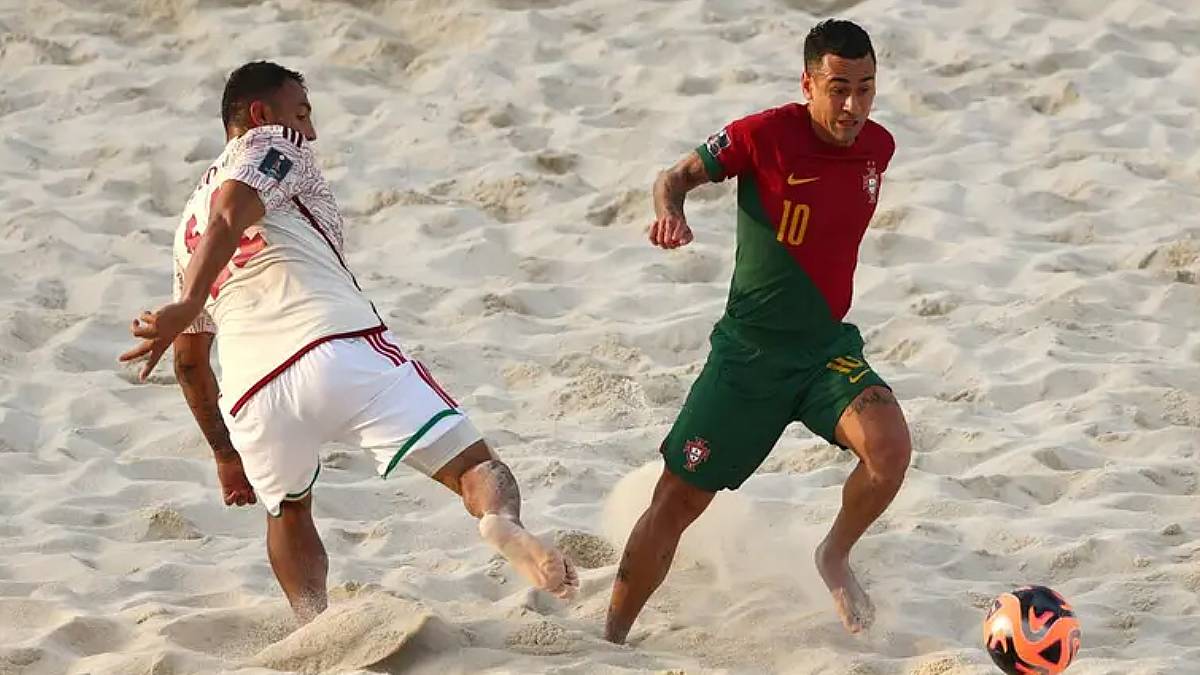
[273,496,315,525]
[459,459,520,520]
[647,475,713,534]
[279,497,311,513]
[645,500,697,537]
[471,458,508,476]
[460,458,514,494]
[861,432,911,486]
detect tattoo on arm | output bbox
[851,387,900,415]
[653,152,711,220]
[174,345,236,460]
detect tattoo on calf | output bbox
[492,461,522,512]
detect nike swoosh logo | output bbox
[849,371,869,383]
[787,174,820,185]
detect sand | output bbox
[1,0,1199,673]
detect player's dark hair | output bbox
[803,19,875,72]
[221,61,305,131]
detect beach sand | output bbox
[1,0,1198,672]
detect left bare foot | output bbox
[815,540,875,633]
[479,513,580,600]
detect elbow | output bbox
[204,213,240,243]
[652,170,668,192]
[654,169,679,195]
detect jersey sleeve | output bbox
[225,125,317,212]
[694,111,770,182]
[173,252,216,335]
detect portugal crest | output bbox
[863,161,879,205]
[683,437,711,472]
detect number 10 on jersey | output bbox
[776,200,810,246]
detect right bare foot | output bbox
[815,540,875,633]
[479,513,580,600]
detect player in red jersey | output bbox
[606,20,910,641]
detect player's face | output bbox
[801,54,876,147]
[250,79,317,141]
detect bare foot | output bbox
[815,540,875,633]
[479,513,579,600]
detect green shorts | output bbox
[661,322,889,492]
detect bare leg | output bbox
[432,440,578,599]
[817,386,911,633]
[605,465,714,644]
[266,494,329,624]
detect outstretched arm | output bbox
[120,180,265,380]
[173,332,256,506]
[648,152,711,250]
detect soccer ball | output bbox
[982,585,1081,674]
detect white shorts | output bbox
[221,330,483,516]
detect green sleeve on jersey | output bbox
[694,144,724,182]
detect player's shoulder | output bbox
[730,102,801,135]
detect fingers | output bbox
[648,218,667,248]
[138,343,168,381]
[131,317,160,339]
[118,340,154,363]
[223,488,257,507]
[119,311,161,365]
[671,221,694,247]
[648,217,692,249]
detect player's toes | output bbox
[539,551,579,600]
[855,593,876,629]
[847,576,874,623]
[554,558,580,600]
[544,560,569,595]
[830,587,868,633]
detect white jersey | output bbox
[172,125,382,417]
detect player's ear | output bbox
[800,70,815,101]
[248,100,272,127]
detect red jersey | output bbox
[695,103,895,352]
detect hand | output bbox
[215,451,257,507]
[118,301,202,381]
[648,212,694,250]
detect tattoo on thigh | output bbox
[851,388,899,415]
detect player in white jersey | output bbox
[120,61,578,621]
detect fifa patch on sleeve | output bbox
[257,148,293,181]
[705,129,731,157]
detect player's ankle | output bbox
[816,538,851,564]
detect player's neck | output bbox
[808,118,853,148]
